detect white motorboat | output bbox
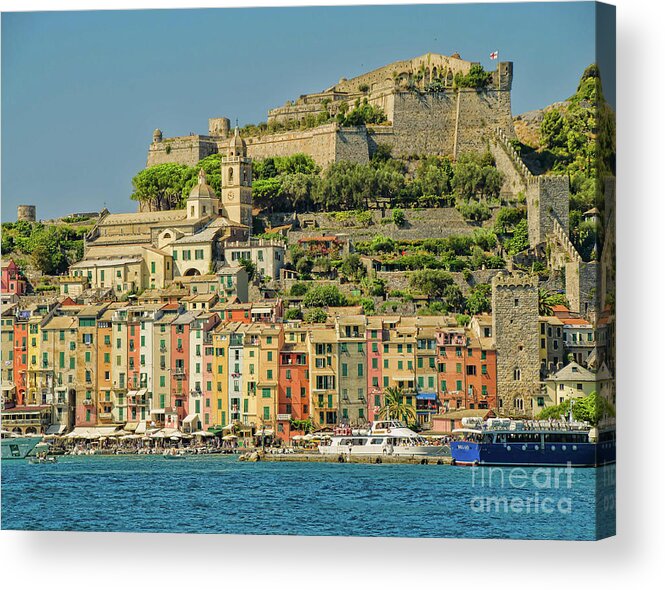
[318,420,450,458]
[1,431,44,460]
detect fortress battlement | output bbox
[147,53,515,169]
[491,272,538,290]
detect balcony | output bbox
[82,398,95,406]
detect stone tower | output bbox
[17,205,36,222]
[221,126,253,229]
[491,273,541,417]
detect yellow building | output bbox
[210,324,227,428]
[97,308,115,424]
[308,323,338,427]
[255,323,282,432]
[544,361,614,407]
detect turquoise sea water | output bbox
[1,456,615,539]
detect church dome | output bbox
[189,168,217,199]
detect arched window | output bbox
[229,168,234,183]
[513,368,521,381]
[163,232,171,239]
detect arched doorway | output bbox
[184,268,201,277]
[25,426,37,434]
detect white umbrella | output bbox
[291,435,304,441]
[170,436,181,441]
[222,434,237,441]
[192,430,215,437]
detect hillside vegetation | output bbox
[131,148,507,225]
[1,219,92,276]
[512,65,615,259]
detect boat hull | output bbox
[320,444,450,458]
[1,436,44,460]
[451,440,615,467]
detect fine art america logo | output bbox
[469,463,575,514]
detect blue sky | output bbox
[1,3,614,220]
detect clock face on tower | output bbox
[227,192,235,200]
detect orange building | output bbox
[436,326,497,412]
[277,323,309,442]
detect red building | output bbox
[277,332,309,442]
[12,312,29,405]
[1,259,28,296]
[436,327,497,413]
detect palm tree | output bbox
[379,386,416,425]
[538,288,566,316]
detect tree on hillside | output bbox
[339,254,366,281]
[303,307,328,323]
[131,163,191,211]
[238,258,256,281]
[303,285,347,308]
[408,269,454,299]
[466,283,492,315]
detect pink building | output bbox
[366,320,384,422]
[1,259,28,295]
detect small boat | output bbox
[450,417,616,467]
[318,420,450,458]
[163,449,186,459]
[29,455,58,464]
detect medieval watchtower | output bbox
[221,126,253,229]
[491,272,541,417]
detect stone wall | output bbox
[245,124,340,166]
[565,260,599,320]
[290,207,483,244]
[147,87,515,170]
[147,135,218,167]
[455,90,515,156]
[489,134,527,201]
[491,273,541,417]
[526,175,570,248]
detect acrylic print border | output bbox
[0,0,616,542]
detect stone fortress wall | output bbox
[144,53,601,324]
[147,54,515,169]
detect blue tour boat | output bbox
[450,418,615,467]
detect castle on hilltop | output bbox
[147,53,515,168]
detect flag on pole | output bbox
[490,50,499,60]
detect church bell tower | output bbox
[221,126,253,230]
